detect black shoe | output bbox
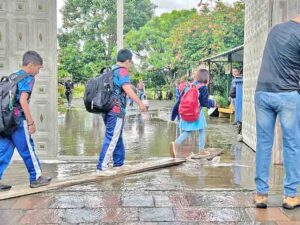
[0,183,12,191]
[30,176,52,188]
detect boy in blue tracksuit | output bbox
[0,51,51,191]
[97,49,147,171]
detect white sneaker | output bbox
[115,164,132,170]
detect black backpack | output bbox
[0,73,30,136]
[84,69,116,114]
[65,81,73,90]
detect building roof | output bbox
[202,45,244,63]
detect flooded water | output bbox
[56,105,259,190]
[58,107,233,159]
[3,100,286,193]
[58,108,176,159]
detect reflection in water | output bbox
[231,143,242,185]
[58,109,176,159]
[58,109,104,156]
[55,107,287,191]
[59,109,243,161]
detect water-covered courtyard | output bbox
[0,100,299,224]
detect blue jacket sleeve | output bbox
[175,87,180,101]
[199,86,215,108]
[171,99,180,121]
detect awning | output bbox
[202,45,244,63]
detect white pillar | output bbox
[117,0,124,51]
[0,0,58,159]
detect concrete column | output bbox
[0,0,58,159]
[117,0,124,51]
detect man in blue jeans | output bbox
[254,16,300,209]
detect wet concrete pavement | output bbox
[1,100,300,224]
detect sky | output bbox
[57,0,238,29]
[151,0,236,16]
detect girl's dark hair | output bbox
[117,49,133,62]
[198,69,209,84]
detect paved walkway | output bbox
[0,168,299,224]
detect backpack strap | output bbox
[9,73,31,82]
[195,83,204,89]
[102,66,123,81]
[181,82,192,94]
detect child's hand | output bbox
[139,103,147,112]
[28,122,36,135]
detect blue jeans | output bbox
[138,91,144,100]
[175,129,206,150]
[255,91,300,197]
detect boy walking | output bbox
[0,51,51,191]
[97,49,146,171]
[137,80,146,100]
[64,79,74,108]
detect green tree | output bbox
[58,44,83,83]
[58,0,155,82]
[125,10,195,87]
[125,1,244,92]
[172,2,244,75]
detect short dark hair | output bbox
[23,51,43,66]
[117,49,133,63]
[198,69,209,83]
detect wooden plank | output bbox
[186,148,224,161]
[205,148,224,160]
[0,158,185,200]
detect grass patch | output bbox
[58,83,85,99]
[73,84,85,98]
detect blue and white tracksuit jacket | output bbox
[0,70,42,182]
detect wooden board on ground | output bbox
[205,148,224,160]
[0,158,185,200]
[185,148,224,161]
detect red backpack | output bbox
[179,83,203,122]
